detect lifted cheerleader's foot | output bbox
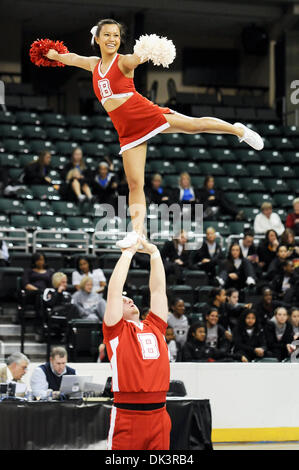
[116,231,145,249]
[234,122,264,151]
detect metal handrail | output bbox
[32,229,89,254]
[0,228,29,253]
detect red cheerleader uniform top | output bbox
[92,53,173,154]
[103,311,170,404]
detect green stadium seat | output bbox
[16,186,34,200]
[277,208,287,221]
[187,313,204,325]
[225,192,252,206]
[236,149,261,163]
[66,216,93,232]
[260,150,285,164]
[0,112,16,124]
[204,135,230,148]
[68,128,92,142]
[50,155,68,170]
[65,114,92,127]
[185,147,212,161]
[287,179,299,194]
[182,134,208,146]
[239,178,266,192]
[149,134,162,145]
[210,148,236,162]
[0,153,20,168]
[31,185,60,200]
[242,207,259,222]
[90,115,114,129]
[271,137,294,150]
[29,140,56,154]
[255,123,281,136]
[108,143,121,155]
[194,285,215,303]
[39,215,67,229]
[3,139,31,154]
[247,164,273,178]
[98,253,121,269]
[45,127,70,141]
[223,163,248,177]
[271,165,296,179]
[249,193,273,206]
[183,270,209,288]
[24,200,53,215]
[51,201,80,216]
[84,157,98,171]
[15,111,41,125]
[41,113,67,126]
[190,176,205,187]
[19,154,38,166]
[203,220,230,235]
[8,168,24,182]
[200,162,225,176]
[149,160,176,174]
[0,124,23,139]
[263,178,289,193]
[272,194,295,208]
[55,141,78,155]
[224,134,248,149]
[282,126,299,138]
[146,144,162,159]
[127,269,150,288]
[160,146,186,160]
[81,142,109,157]
[174,161,200,174]
[0,198,25,214]
[228,221,253,235]
[214,176,241,191]
[289,137,299,149]
[167,285,194,304]
[48,170,62,183]
[0,215,10,227]
[22,125,47,140]
[91,129,117,143]
[10,214,38,229]
[192,302,210,315]
[160,133,185,145]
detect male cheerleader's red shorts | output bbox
[107,405,172,450]
[108,92,174,154]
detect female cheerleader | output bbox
[45,18,264,248]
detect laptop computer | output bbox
[60,375,93,397]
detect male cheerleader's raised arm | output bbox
[104,241,140,327]
[137,239,168,323]
[121,34,176,71]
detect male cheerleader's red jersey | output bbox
[92,53,174,154]
[103,311,170,404]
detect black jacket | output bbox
[257,241,277,271]
[24,162,51,185]
[218,257,256,290]
[253,299,290,326]
[233,315,267,362]
[198,188,238,217]
[181,337,214,362]
[145,185,174,205]
[205,323,231,359]
[161,240,189,265]
[189,241,224,270]
[264,320,294,361]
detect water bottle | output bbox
[46,389,53,401]
[25,390,34,401]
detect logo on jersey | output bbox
[137,333,160,360]
[98,79,112,99]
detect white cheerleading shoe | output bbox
[233,122,264,151]
[116,231,145,249]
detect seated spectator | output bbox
[0,352,30,396]
[61,147,93,203]
[253,202,285,237]
[198,175,244,220]
[43,272,81,322]
[161,230,189,284]
[24,150,56,187]
[233,311,267,362]
[172,172,199,207]
[271,259,299,303]
[217,242,256,293]
[167,298,189,348]
[22,252,54,338]
[145,173,173,206]
[30,347,76,400]
[72,256,106,297]
[285,198,299,236]
[226,288,252,331]
[209,287,231,335]
[266,244,290,281]
[92,161,118,206]
[257,229,280,272]
[165,326,181,362]
[181,321,212,362]
[239,229,261,277]
[254,287,289,326]
[204,308,232,361]
[280,228,299,259]
[72,276,106,322]
[289,307,299,341]
[189,226,224,281]
[265,307,294,361]
[0,239,9,266]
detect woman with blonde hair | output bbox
[72,276,106,321]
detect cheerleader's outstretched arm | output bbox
[45,49,98,72]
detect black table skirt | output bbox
[0,398,212,450]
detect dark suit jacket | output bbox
[160,240,189,265]
[189,241,224,270]
[264,320,293,361]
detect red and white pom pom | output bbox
[134,34,176,68]
[29,38,69,67]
